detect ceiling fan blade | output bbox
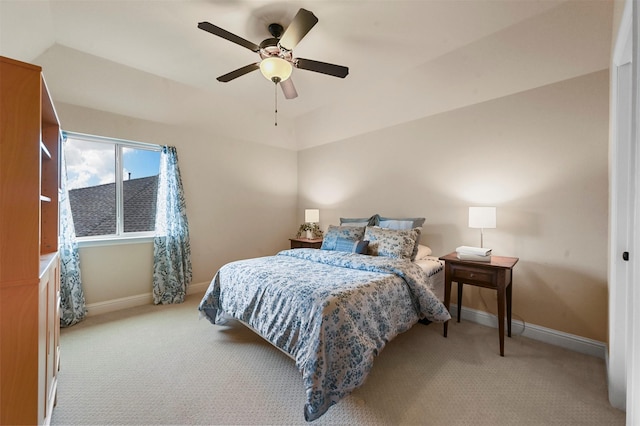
[295,58,349,78]
[217,63,260,82]
[198,21,260,52]
[280,78,298,99]
[279,9,318,51]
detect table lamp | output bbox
[469,206,496,248]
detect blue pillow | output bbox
[340,215,377,227]
[335,237,369,254]
[321,225,366,251]
[354,240,369,254]
[376,216,426,230]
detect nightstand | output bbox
[289,238,323,249]
[439,252,519,356]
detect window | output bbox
[63,132,161,239]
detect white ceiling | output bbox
[0,0,613,150]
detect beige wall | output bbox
[57,103,298,305]
[298,70,610,342]
[57,69,610,343]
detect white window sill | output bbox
[76,234,155,248]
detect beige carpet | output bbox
[51,293,624,425]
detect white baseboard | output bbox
[86,281,210,317]
[451,303,607,359]
[187,281,210,295]
[85,286,606,359]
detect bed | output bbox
[198,221,451,421]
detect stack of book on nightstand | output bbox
[456,245,492,262]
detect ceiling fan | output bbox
[198,8,349,100]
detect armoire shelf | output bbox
[41,140,52,159]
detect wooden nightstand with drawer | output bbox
[439,252,519,356]
[289,238,323,249]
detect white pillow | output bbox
[415,244,432,260]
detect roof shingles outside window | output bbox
[68,175,158,237]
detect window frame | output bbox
[63,131,162,245]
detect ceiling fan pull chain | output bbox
[274,80,278,126]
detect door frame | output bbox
[628,0,640,421]
[609,0,639,422]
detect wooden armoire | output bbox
[0,56,61,425]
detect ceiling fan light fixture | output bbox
[260,57,292,83]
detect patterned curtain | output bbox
[153,146,192,304]
[59,137,87,327]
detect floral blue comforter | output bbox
[198,249,450,421]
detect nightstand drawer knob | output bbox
[469,273,475,278]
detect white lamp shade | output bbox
[469,207,496,229]
[305,209,320,223]
[260,57,293,82]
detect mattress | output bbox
[415,255,445,301]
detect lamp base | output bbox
[306,230,313,239]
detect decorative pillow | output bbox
[321,225,366,251]
[335,237,369,254]
[376,216,426,230]
[354,240,369,254]
[340,215,377,227]
[364,226,421,260]
[415,244,433,260]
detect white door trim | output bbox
[628,0,640,422]
[608,0,633,415]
